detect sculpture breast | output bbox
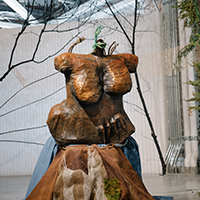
[71,55,102,103]
[102,57,132,95]
[55,53,102,103]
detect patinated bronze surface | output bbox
[47,48,138,145]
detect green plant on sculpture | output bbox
[175,0,200,111]
[104,178,121,200]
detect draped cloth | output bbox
[25,136,142,199]
[25,136,173,200]
[27,144,154,200]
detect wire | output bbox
[0,140,45,146]
[0,86,65,118]
[0,125,47,135]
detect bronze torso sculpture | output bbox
[47,43,138,145]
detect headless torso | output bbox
[47,46,138,145]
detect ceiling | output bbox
[0,0,159,29]
[0,0,87,28]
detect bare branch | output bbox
[45,19,90,33]
[132,0,138,54]
[105,0,132,46]
[108,2,134,29]
[32,22,47,60]
[105,0,166,175]
[7,25,28,71]
[0,26,82,81]
[33,31,82,64]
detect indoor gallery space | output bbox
[0,0,199,200]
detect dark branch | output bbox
[0,28,82,81]
[109,3,134,29]
[32,23,47,60]
[8,25,28,71]
[33,32,82,64]
[132,0,138,54]
[105,0,132,46]
[105,0,166,175]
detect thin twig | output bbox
[105,0,132,46]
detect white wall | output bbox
[0,11,186,175]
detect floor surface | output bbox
[144,174,200,200]
[0,174,199,200]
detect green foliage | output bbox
[174,0,200,64]
[175,0,200,110]
[176,25,200,64]
[104,178,121,200]
[186,62,200,110]
[176,0,200,28]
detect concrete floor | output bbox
[144,174,200,200]
[0,174,199,200]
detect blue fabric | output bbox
[120,136,142,180]
[153,196,173,200]
[24,136,173,200]
[24,136,57,199]
[93,137,142,179]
